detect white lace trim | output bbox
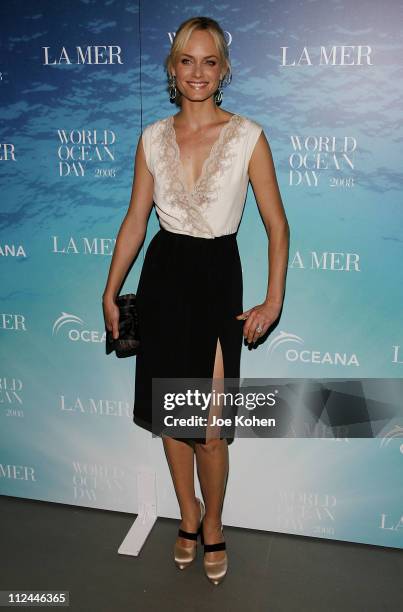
[152,114,247,237]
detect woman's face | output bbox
[172,29,225,103]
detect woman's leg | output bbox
[162,435,202,549]
[194,337,228,560]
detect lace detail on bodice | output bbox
[152,114,247,237]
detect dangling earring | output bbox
[168,74,177,103]
[214,78,224,106]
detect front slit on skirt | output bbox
[133,225,244,445]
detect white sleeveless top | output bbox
[141,113,263,239]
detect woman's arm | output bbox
[236,131,290,345]
[249,131,290,304]
[102,133,154,339]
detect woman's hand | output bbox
[102,296,120,340]
[236,300,282,345]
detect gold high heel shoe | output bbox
[200,521,228,585]
[174,497,205,570]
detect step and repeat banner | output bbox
[1,0,402,549]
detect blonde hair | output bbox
[164,16,232,106]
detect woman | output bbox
[102,16,289,585]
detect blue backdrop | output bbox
[1,0,402,549]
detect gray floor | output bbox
[1,495,402,612]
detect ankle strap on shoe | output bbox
[178,528,198,540]
[203,541,226,552]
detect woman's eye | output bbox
[180,59,216,65]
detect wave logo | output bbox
[379,425,403,454]
[267,330,359,367]
[52,312,105,344]
[267,330,304,356]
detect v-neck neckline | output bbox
[169,113,240,196]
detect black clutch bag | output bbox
[105,293,140,358]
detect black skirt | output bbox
[133,225,244,445]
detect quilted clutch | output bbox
[105,293,140,358]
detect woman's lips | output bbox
[187,81,208,89]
